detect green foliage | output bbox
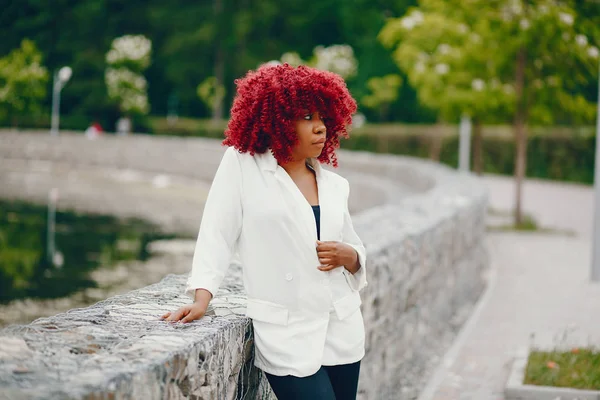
[380,3,513,122]
[2,113,152,134]
[0,0,424,124]
[105,35,152,115]
[513,215,539,232]
[0,210,43,298]
[0,0,596,127]
[361,74,403,120]
[0,39,49,124]
[361,74,402,108]
[149,117,227,138]
[310,44,359,80]
[281,52,304,67]
[197,76,226,114]
[380,0,599,125]
[276,44,359,81]
[342,126,597,184]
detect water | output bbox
[0,200,176,303]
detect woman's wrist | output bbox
[343,245,360,274]
[194,288,213,306]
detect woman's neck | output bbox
[279,158,311,178]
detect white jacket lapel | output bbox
[273,167,318,249]
[310,160,339,242]
[257,151,320,253]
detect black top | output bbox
[311,205,321,240]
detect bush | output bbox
[149,116,226,138]
[2,112,152,134]
[126,117,600,185]
[344,125,596,184]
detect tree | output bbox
[197,76,226,121]
[105,35,152,116]
[380,5,515,168]
[486,0,598,225]
[0,0,425,124]
[381,0,599,225]
[0,39,49,126]
[279,44,359,80]
[361,74,403,121]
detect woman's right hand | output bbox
[161,302,207,323]
[161,289,212,323]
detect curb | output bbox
[417,254,498,400]
[504,351,600,400]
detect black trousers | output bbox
[264,361,361,400]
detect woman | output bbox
[161,63,368,400]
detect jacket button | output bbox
[285,273,293,281]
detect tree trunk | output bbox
[472,118,483,175]
[513,46,527,226]
[212,0,225,123]
[428,120,444,161]
[234,0,249,80]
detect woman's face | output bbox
[291,111,327,161]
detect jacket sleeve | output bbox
[185,147,243,299]
[340,178,368,292]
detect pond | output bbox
[0,199,176,304]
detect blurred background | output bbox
[0,0,597,180]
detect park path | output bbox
[417,174,600,400]
[0,158,211,235]
[484,174,594,237]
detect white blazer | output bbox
[185,147,368,377]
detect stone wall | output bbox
[0,131,488,399]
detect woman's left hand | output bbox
[316,240,360,274]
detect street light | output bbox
[50,66,72,136]
[47,188,59,263]
[458,114,472,172]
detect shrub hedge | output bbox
[347,130,595,184]
[5,117,593,184]
[3,113,152,134]
[149,117,596,185]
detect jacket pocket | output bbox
[333,292,362,321]
[245,298,289,326]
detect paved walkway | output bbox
[484,174,594,237]
[418,175,600,400]
[0,158,211,235]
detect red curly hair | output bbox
[223,63,357,167]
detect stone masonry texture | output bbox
[0,131,488,399]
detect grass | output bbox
[487,208,540,232]
[502,214,539,231]
[524,348,600,390]
[486,208,576,235]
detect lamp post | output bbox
[592,59,600,282]
[458,114,472,172]
[47,188,59,263]
[50,66,72,136]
